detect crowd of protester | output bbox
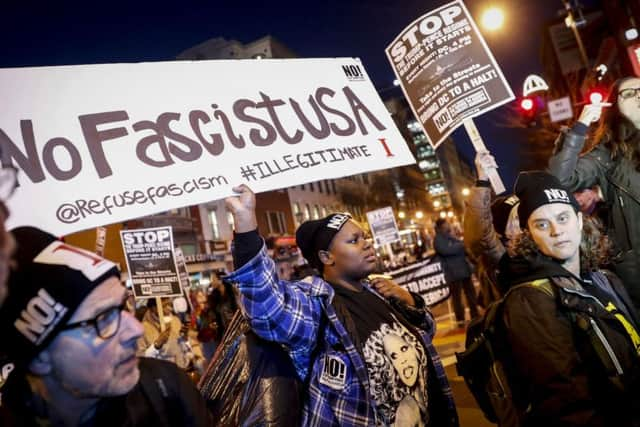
[0,77,639,426]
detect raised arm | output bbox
[224,185,320,379]
[464,152,506,265]
[548,104,608,191]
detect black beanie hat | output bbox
[0,227,119,367]
[295,213,352,269]
[514,171,580,229]
[491,195,520,235]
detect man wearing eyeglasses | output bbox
[0,227,212,426]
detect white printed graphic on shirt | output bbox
[362,321,428,426]
[319,354,347,390]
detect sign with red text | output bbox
[386,0,514,148]
[1,58,415,236]
[120,226,182,298]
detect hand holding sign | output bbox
[463,119,505,194]
[578,102,611,126]
[225,185,257,233]
[154,323,172,349]
[369,275,415,307]
[474,150,498,181]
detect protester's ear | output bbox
[28,350,53,376]
[318,250,334,267]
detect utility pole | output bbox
[562,0,590,69]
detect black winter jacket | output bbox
[499,254,640,427]
[434,231,471,282]
[549,123,640,310]
[0,358,213,427]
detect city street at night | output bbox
[1,0,640,426]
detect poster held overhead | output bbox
[1,58,415,236]
[386,0,513,194]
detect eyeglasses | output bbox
[61,299,129,339]
[618,87,640,100]
[0,166,18,201]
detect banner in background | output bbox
[387,257,449,306]
[1,58,415,235]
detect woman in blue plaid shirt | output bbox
[225,185,458,426]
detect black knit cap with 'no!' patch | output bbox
[295,213,352,270]
[0,227,120,368]
[514,171,580,229]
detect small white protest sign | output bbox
[548,96,574,123]
[366,206,400,246]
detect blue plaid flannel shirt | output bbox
[226,245,458,426]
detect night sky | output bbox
[1,0,586,189]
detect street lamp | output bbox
[433,200,441,209]
[481,7,505,31]
[461,187,470,197]
[398,211,406,219]
[439,211,447,219]
[415,211,424,219]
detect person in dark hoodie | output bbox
[434,218,479,327]
[499,171,640,427]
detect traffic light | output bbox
[518,96,538,127]
[520,98,534,111]
[586,88,606,105]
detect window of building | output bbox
[227,211,235,230]
[309,182,315,191]
[180,244,197,256]
[266,211,287,234]
[331,180,337,194]
[423,169,441,181]
[313,205,321,219]
[304,204,311,220]
[321,206,328,217]
[169,207,191,217]
[428,183,446,196]
[208,210,220,240]
[301,184,305,190]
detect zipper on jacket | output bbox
[560,286,605,308]
[617,195,634,249]
[589,318,624,375]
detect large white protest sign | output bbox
[1,58,415,236]
[385,0,514,149]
